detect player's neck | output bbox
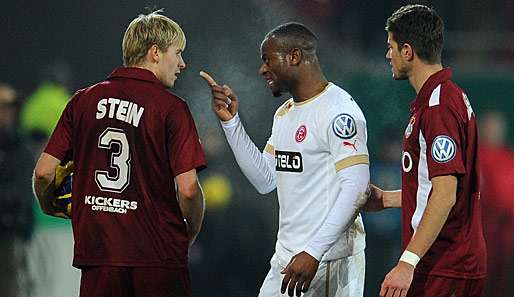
[291,70,329,103]
[132,62,159,80]
[409,62,443,94]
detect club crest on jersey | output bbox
[332,113,357,139]
[431,135,456,163]
[295,125,307,143]
[405,116,416,138]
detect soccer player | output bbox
[32,10,206,297]
[365,4,486,297]
[201,23,370,296]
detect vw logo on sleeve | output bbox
[431,135,457,163]
[332,113,357,139]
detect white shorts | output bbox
[258,251,365,297]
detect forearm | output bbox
[179,183,205,244]
[383,190,401,208]
[32,170,56,214]
[405,191,454,258]
[304,164,369,260]
[361,186,401,212]
[221,113,276,194]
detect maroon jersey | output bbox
[400,68,486,279]
[45,67,206,268]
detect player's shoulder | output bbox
[426,80,470,121]
[65,81,107,107]
[165,91,190,110]
[274,98,294,118]
[320,83,365,119]
[325,83,353,101]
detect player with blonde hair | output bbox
[33,10,206,297]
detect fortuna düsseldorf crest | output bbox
[295,125,307,143]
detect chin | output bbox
[165,79,175,88]
[269,85,283,97]
[392,72,408,81]
[272,90,282,97]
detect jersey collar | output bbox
[108,67,162,85]
[410,68,452,112]
[293,82,332,106]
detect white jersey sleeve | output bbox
[304,163,369,260]
[220,113,276,194]
[324,100,369,171]
[304,91,370,260]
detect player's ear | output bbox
[147,44,160,63]
[288,48,302,66]
[401,43,414,61]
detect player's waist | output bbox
[275,231,365,266]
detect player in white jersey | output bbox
[201,23,369,297]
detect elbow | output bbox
[34,166,54,183]
[254,182,276,195]
[179,183,201,200]
[256,187,272,195]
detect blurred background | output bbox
[1,0,513,296]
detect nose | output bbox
[258,63,267,76]
[179,55,186,70]
[385,49,391,60]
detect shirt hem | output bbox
[73,259,187,269]
[414,269,486,279]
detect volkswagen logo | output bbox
[431,135,456,163]
[332,113,357,139]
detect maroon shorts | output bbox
[407,274,484,297]
[79,266,191,297]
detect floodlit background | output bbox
[1,0,513,296]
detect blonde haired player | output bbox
[33,10,206,297]
[202,22,369,297]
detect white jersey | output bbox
[264,83,368,266]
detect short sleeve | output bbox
[325,109,369,172]
[420,105,466,179]
[44,93,75,163]
[166,102,207,177]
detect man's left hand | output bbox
[281,251,319,296]
[379,261,414,297]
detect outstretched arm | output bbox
[361,184,401,212]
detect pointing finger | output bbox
[199,71,218,87]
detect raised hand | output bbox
[200,71,239,121]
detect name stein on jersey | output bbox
[96,97,145,127]
[84,195,138,214]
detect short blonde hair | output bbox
[122,10,186,66]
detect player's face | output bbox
[259,37,290,97]
[386,32,409,80]
[156,45,186,88]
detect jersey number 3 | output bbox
[95,127,131,193]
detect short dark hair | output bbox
[386,4,444,64]
[265,22,318,59]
